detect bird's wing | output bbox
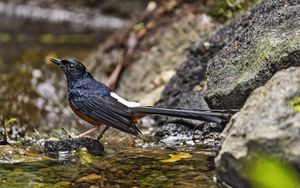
[70,95,141,135]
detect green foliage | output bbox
[290,96,300,112]
[243,154,300,188]
[207,0,261,20]
[4,117,17,126]
[1,117,17,143]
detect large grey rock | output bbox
[215,67,300,187]
[206,0,300,108]
[155,0,300,146]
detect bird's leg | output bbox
[97,125,109,140]
[76,127,100,138]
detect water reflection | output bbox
[0,148,217,187]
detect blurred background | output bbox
[1,1,300,188]
[0,0,154,138]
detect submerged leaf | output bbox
[77,173,103,182]
[160,152,192,163]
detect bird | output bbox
[51,58,233,139]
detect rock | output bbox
[156,45,211,109]
[155,91,225,147]
[155,121,224,148]
[155,122,203,147]
[205,0,300,108]
[153,35,227,146]
[44,137,104,156]
[215,67,300,187]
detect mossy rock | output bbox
[207,0,261,20]
[205,0,300,108]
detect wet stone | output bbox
[44,137,104,156]
[0,139,9,145]
[155,117,225,148]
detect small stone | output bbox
[44,137,104,157]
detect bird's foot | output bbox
[61,127,100,139]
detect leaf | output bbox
[77,173,102,182]
[160,152,192,163]
[244,154,300,188]
[4,118,17,126]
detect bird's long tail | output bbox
[131,107,236,124]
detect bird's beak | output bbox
[50,58,62,66]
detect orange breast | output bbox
[69,101,102,127]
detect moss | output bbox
[208,27,300,108]
[207,0,261,20]
[290,96,300,113]
[222,33,300,85]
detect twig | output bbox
[105,49,126,89]
[105,33,138,89]
[61,127,73,139]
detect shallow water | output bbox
[0,148,218,187]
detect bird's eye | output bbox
[68,64,75,70]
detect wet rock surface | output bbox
[155,121,224,148]
[0,144,51,164]
[215,67,300,187]
[205,0,300,108]
[155,91,225,147]
[44,137,104,156]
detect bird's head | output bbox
[50,58,87,80]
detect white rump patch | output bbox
[110,92,141,107]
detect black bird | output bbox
[51,58,232,139]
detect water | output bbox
[0,148,218,187]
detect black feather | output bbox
[131,107,231,123]
[71,96,140,135]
